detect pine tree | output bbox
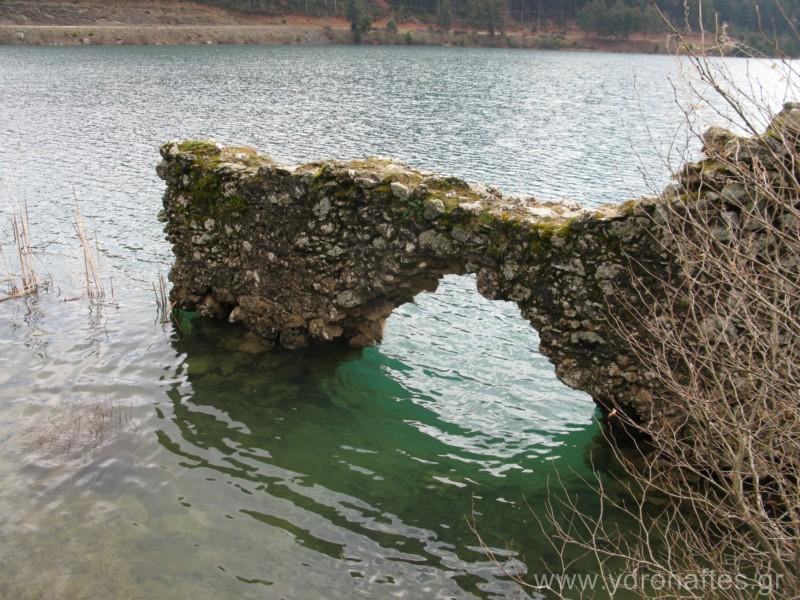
[437,0,453,32]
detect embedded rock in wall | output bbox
[157,105,799,424]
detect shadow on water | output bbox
[157,311,605,599]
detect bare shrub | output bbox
[537,103,800,596]
[480,7,800,600]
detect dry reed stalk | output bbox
[1,201,43,303]
[72,194,106,303]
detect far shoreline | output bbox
[0,23,687,55]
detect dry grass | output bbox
[1,194,170,326]
[1,201,49,302]
[72,194,108,303]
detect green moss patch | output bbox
[171,141,262,221]
[178,140,272,172]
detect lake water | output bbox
[0,45,781,599]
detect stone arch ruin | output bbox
[157,105,799,425]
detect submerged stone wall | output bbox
[157,105,799,423]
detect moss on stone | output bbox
[178,140,271,171]
[190,171,222,204]
[673,191,704,203]
[177,167,246,221]
[373,183,393,196]
[342,157,396,171]
[178,140,219,156]
[425,175,470,193]
[618,199,639,216]
[531,219,572,236]
[170,141,277,221]
[425,188,482,209]
[170,143,579,259]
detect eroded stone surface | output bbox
[157,108,799,423]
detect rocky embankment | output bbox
[157,103,799,423]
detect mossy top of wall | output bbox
[159,138,609,230]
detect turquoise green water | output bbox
[0,277,600,599]
[0,45,784,598]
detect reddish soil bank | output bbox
[0,0,697,53]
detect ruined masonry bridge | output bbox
[157,108,798,423]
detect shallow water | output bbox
[0,45,786,599]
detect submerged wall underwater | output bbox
[157,104,799,424]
